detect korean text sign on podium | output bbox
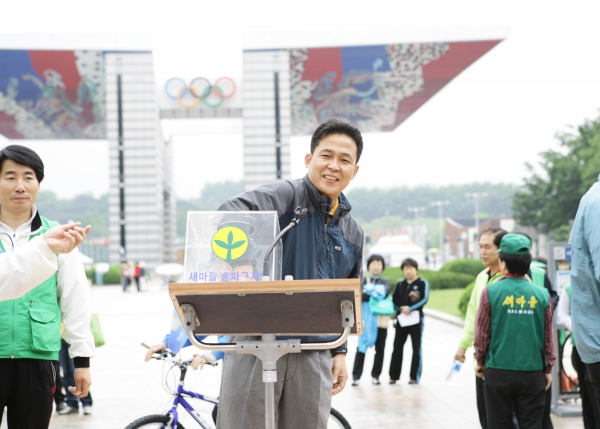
[183,211,282,283]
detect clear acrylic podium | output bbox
[169,211,363,428]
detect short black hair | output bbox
[0,145,45,183]
[367,254,385,272]
[493,230,508,248]
[499,252,532,276]
[481,227,507,248]
[400,258,418,271]
[310,119,363,163]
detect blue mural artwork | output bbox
[0,50,106,139]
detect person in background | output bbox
[389,258,429,385]
[134,261,146,292]
[474,233,555,429]
[351,254,391,386]
[557,283,598,429]
[121,261,128,291]
[121,261,132,292]
[454,227,507,429]
[523,241,558,309]
[53,363,67,414]
[144,336,225,370]
[569,174,600,422]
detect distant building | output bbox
[106,52,176,268]
[445,218,515,260]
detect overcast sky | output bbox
[1,0,599,199]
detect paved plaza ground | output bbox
[1,285,584,429]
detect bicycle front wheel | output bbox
[328,407,351,429]
[124,414,185,429]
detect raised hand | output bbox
[43,223,92,254]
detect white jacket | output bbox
[0,235,58,301]
[0,207,95,360]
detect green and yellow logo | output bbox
[211,227,249,261]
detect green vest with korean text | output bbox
[0,217,61,361]
[486,276,549,371]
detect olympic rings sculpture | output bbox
[164,77,236,109]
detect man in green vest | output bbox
[0,145,95,427]
[474,233,555,429]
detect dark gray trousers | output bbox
[217,339,333,429]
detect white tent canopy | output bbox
[368,235,425,268]
[79,252,94,265]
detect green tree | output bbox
[513,114,600,237]
[346,182,516,222]
[36,191,109,238]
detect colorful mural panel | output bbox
[0,50,106,139]
[290,40,502,135]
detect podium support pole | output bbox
[265,381,275,428]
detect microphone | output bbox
[262,206,308,280]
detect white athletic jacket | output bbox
[0,207,95,360]
[0,234,57,301]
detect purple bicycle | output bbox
[124,348,351,429]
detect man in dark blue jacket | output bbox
[217,119,364,429]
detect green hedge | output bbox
[458,281,476,317]
[86,265,123,285]
[439,259,485,277]
[382,267,475,291]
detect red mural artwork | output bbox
[290,40,502,135]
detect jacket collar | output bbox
[0,205,42,235]
[31,209,42,233]
[302,175,352,217]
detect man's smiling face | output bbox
[305,133,360,201]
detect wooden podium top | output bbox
[169,279,363,336]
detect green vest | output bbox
[530,266,546,289]
[0,217,61,361]
[486,276,549,371]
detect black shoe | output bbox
[372,377,381,385]
[389,379,397,385]
[351,379,359,386]
[408,379,418,385]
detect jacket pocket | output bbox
[29,307,61,352]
